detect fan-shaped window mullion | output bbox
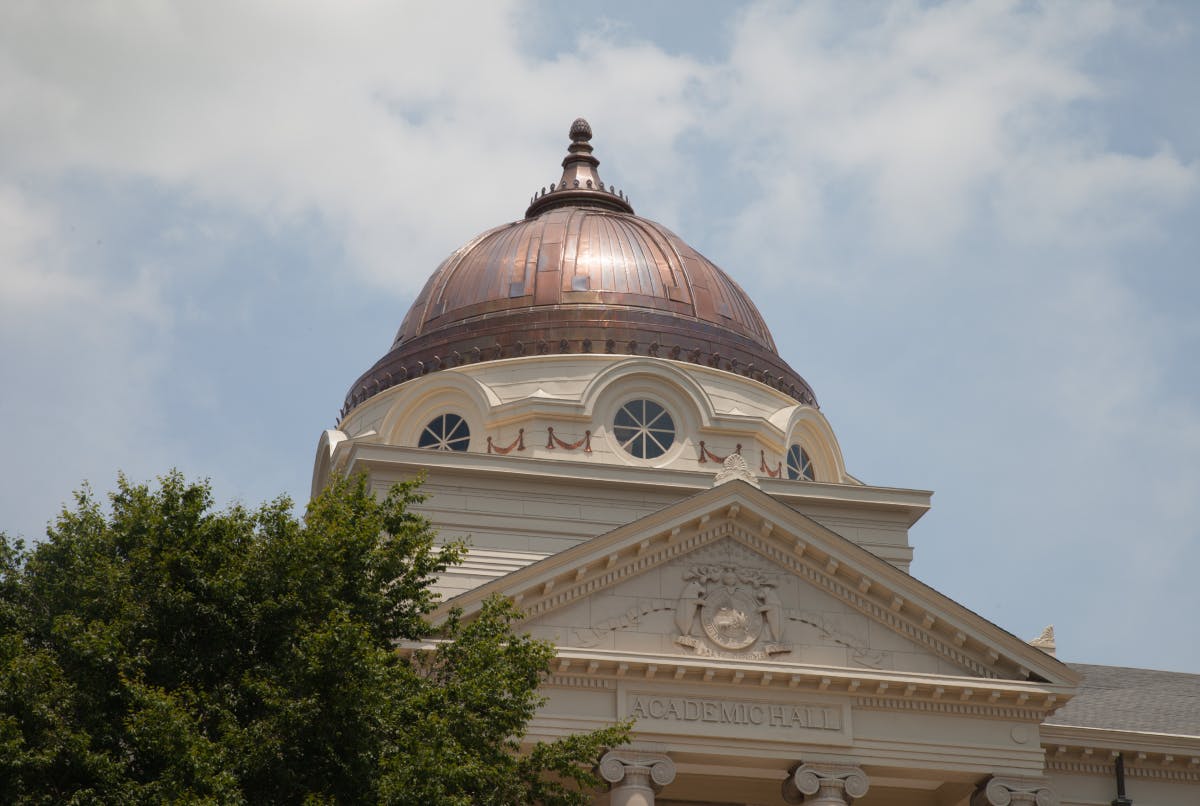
[787,443,815,481]
[419,413,470,452]
[614,400,676,460]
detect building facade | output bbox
[313,121,1200,805]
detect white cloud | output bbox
[690,0,1200,670]
[0,1,708,294]
[709,0,1194,262]
[997,147,1197,246]
[10,1,1185,293]
[0,0,711,542]
[0,186,69,306]
[0,183,175,541]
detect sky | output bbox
[1,0,1198,673]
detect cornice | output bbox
[337,441,932,521]
[1045,753,1200,784]
[397,645,1073,723]
[1041,724,1200,782]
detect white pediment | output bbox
[439,481,1078,688]
[521,536,961,677]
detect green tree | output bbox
[0,472,627,804]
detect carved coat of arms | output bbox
[674,563,790,658]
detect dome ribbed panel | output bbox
[350,205,818,417]
[392,209,778,350]
[570,211,667,300]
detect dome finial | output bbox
[569,117,592,142]
[525,118,633,218]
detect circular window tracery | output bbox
[787,443,815,481]
[613,399,675,459]
[418,413,470,451]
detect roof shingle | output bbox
[1047,663,1200,736]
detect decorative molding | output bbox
[1043,743,1200,784]
[713,454,760,489]
[542,674,616,690]
[854,697,1043,722]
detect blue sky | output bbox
[1,1,1197,672]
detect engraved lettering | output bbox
[626,696,841,732]
[630,696,649,719]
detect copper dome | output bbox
[342,120,816,417]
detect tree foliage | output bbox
[0,472,627,804]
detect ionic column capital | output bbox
[782,761,870,805]
[599,749,676,806]
[971,776,1059,806]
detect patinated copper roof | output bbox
[342,120,817,418]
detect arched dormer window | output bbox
[786,443,815,481]
[418,413,470,451]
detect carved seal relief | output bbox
[674,561,791,658]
